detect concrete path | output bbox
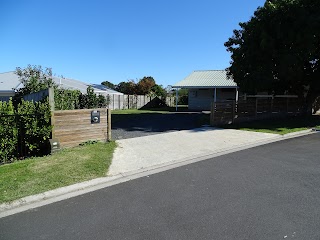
[108,127,280,176]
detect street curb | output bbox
[0,128,317,218]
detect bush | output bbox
[0,100,17,164]
[54,89,81,110]
[16,99,52,157]
[0,98,52,164]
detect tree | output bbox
[150,84,167,99]
[225,0,320,111]
[115,76,164,97]
[101,80,116,90]
[136,76,155,95]
[15,65,57,96]
[115,80,137,94]
[178,89,188,105]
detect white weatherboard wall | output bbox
[188,88,237,110]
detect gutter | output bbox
[0,90,15,94]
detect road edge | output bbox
[0,129,317,218]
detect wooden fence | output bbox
[16,89,175,148]
[52,108,111,148]
[210,96,304,125]
[107,95,175,110]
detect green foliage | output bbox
[15,65,57,96]
[54,87,109,110]
[136,76,156,95]
[0,99,52,164]
[16,99,52,157]
[174,89,188,105]
[101,80,116,90]
[54,89,81,110]
[0,100,18,164]
[78,86,108,109]
[150,84,167,100]
[116,80,137,94]
[79,140,99,146]
[225,0,320,108]
[86,86,98,108]
[15,65,109,111]
[169,88,189,105]
[97,94,108,108]
[115,77,165,98]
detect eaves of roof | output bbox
[172,70,238,88]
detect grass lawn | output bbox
[224,115,320,135]
[0,141,116,204]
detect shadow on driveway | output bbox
[111,112,210,140]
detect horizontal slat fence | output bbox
[211,96,304,126]
[53,108,111,148]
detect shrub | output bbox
[0,100,17,164]
[54,89,81,110]
[16,99,52,157]
[0,98,52,164]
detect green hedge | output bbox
[54,86,110,110]
[54,89,81,110]
[0,100,17,163]
[0,99,52,165]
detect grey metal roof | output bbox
[0,71,123,95]
[0,72,23,92]
[173,70,237,88]
[91,83,124,95]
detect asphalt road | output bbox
[1,133,320,240]
[111,112,205,140]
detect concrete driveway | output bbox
[108,127,281,176]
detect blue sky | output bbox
[0,0,265,87]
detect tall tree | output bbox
[115,80,137,94]
[151,84,167,99]
[101,80,116,90]
[225,0,320,110]
[136,76,156,95]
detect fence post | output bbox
[255,98,258,119]
[107,108,112,141]
[210,102,215,126]
[232,100,235,124]
[48,88,55,139]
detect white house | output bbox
[172,70,239,111]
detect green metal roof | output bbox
[172,70,237,88]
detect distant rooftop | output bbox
[0,72,23,93]
[0,71,123,95]
[173,70,237,88]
